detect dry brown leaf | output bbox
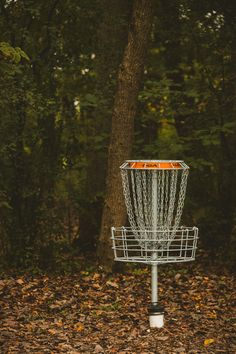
[94,344,104,353]
[106,280,119,288]
[93,273,101,280]
[54,320,63,327]
[156,336,169,341]
[92,283,101,289]
[175,273,181,281]
[74,322,84,332]
[0,280,6,289]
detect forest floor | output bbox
[0,252,235,354]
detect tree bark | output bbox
[98,0,154,270]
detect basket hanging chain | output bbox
[167,170,178,228]
[156,171,161,226]
[173,169,189,230]
[121,169,136,232]
[164,170,169,225]
[141,170,150,228]
[136,170,146,229]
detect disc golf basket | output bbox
[111,160,198,328]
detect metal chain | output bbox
[164,170,169,225]
[167,170,178,227]
[174,169,189,229]
[136,170,146,231]
[141,170,150,227]
[160,170,165,226]
[121,170,136,232]
[156,171,161,226]
[146,171,153,225]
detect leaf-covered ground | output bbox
[0,255,235,353]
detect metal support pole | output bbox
[149,262,164,328]
[151,264,158,303]
[151,172,158,303]
[149,171,164,328]
[152,171,158,242]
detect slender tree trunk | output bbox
[98,0,154,270]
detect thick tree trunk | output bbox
[98,0,154,270]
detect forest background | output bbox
[0,0,236,272]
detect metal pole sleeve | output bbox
[151,264,158,303]
[151,172,158,303]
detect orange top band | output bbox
[129,162,182,169]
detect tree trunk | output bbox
[77,0,130,252]
[98,0,154,270]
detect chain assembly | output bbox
[121,163,189,249]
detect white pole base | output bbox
[149,313,164,328]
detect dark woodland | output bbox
[0,0,235,353]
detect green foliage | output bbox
[0,42,29,63]
[135,0,236,253]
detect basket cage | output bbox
[111,226,198,265]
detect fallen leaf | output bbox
[92,283,101,289]
[175,273,181,281]
[93,273,100,280]
[3,319,18,328]
[204,338,215,346]
[156,336,169,341]
[106,280,119,288]
[175,347,186,353]
[74,322,84,332]
[130,328,138,337]
[207,312,217,319]
[94,344,104,353]
[0,280,6,289]
[16,278,24,285]
[54,320,63,327]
